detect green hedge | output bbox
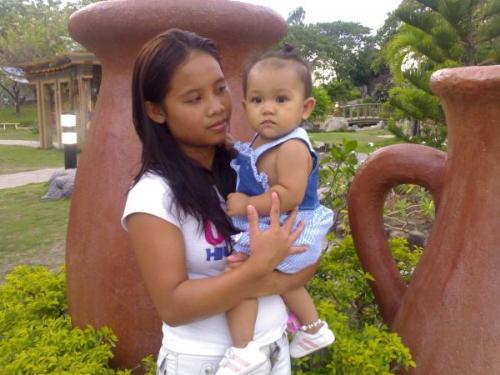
[310,86,332,123]
[1,242,416,374]
[0,266,133,374]
[293,236,417,374]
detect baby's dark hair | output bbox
[242,44,312,98]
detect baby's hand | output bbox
[227,252,249,270]
[227,192,250,216]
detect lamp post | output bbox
[61,114,77,169]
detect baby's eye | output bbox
[216,84,226,94]
[250,96,262,104]
[276,96,288,103]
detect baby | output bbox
[217,46,335,375]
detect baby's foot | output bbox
[289,320,335,358]
[216,341,266,375]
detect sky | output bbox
[239,0,402,33]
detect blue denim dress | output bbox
[230,127,333,273]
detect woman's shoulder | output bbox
[130,171,172,196]
[122,172,178,231]
[126,172,175,210]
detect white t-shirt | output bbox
[121,172,287,355]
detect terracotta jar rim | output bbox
[431,65,500,96]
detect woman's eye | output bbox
[217,85,226,93]
[250,96,262,104]
[276,96,288,103]
[186,96,201,104]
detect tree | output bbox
[384,0,500,146]
[0,0,101,113]
[286,6,305,25]
[284,21,376,84]
[324,79,362,103]
[0,67,28,113]
[281,9,381,100]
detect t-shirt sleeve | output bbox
[121,174,180,231]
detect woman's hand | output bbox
[244,192,305,275]
[128,192,307,325]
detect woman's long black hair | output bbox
[131,29,236,242]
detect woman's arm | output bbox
[227,252,319,297]
[227,140,313,216]
[128,193,304,326]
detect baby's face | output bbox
[244,61,313,142]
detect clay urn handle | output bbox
[347,144,446,325]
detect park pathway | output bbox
[0,139,63,189]
[0,140,40,148]
[0,168,63,190]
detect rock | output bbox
[408,230,426,250]
[356,153,368,163]
[389,230,407,239]
[355,121,386,131]
[387,229,427,250]
[301,121,315,131]
[321,116,348,131]
[42,169,76,200]
[394,119,413,136]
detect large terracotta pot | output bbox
[65,0,286,369]
[348,65,500,373]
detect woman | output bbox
[121,29,317,375]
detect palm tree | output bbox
[384,0,500,146]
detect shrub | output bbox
[319,138,359,233]
[300,140,420,373]
[0,266,126,374]
[310,86,332,123]
[293,236,416,374]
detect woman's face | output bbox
[152,51,232,159]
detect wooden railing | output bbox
[340,103,383,120]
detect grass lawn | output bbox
[308,129,401,153]
[0,183,69,281]
[0,104,37,125]
[0,127,39,141]
[0,104,39,141]
[0,145,64,174]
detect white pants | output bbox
[157,332,291,375]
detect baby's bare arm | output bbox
[248,140,313,215]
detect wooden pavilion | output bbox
[19,52,101,149]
